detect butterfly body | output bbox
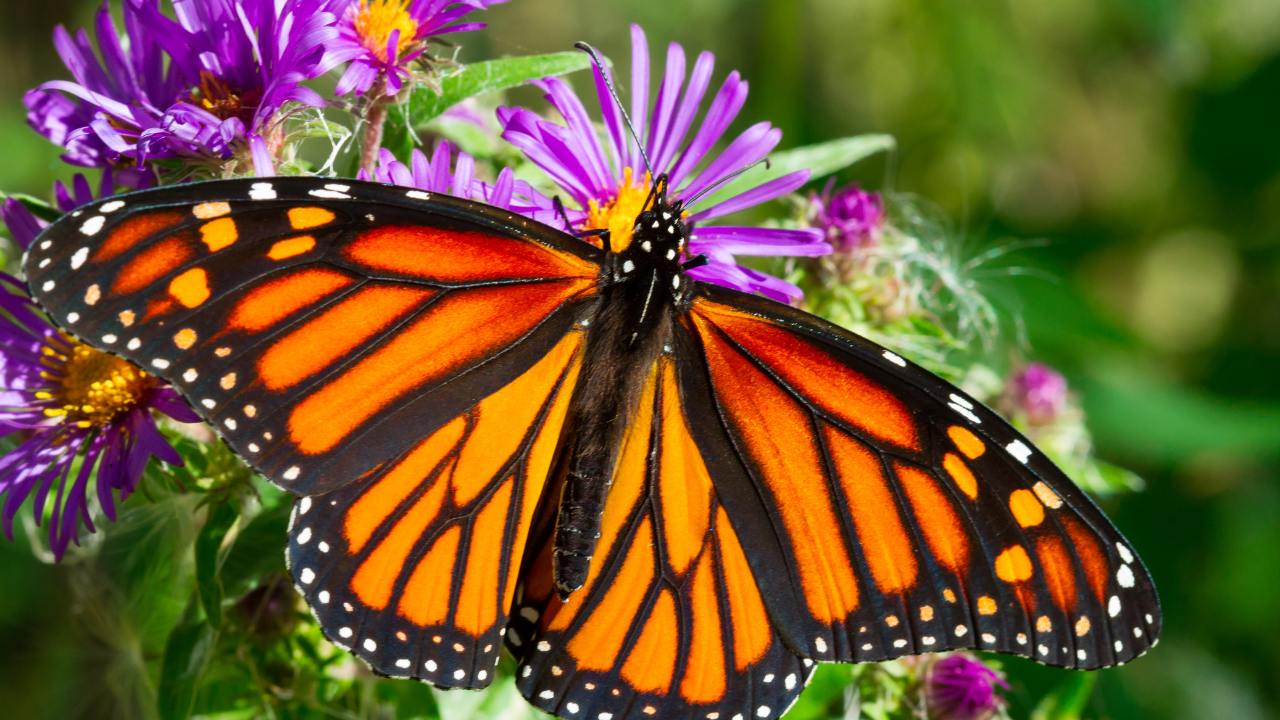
[25,176,1160,720]
[554,177,692,596]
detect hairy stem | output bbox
[359,75,390,174]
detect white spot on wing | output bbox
[893,639,907,648]
[100,200,125,213]
[152,359,170,370]
[102,335,117,344]
[1005,440,1033,463]
[406,190,431,200]
[1117,543,1134,563]
[339,627,353,639]
[66,312,79,323]
[884,351,907,367]
[70,247,90,269]
[814,637,827,653]
[396,659,411,669]
[1118,564,1135,588]
[299,497,312,514]
[1109,595,1121,617]
[80,216,106,235]
[127,338,141,351]
[310,189,351,200]
[364,639,377,652]
[42,280,55,292]
[249,182,276,200]
[299,568,315,584]
[183,369,198,382]
[426,660,437,671]
[283,466,300,481]
[949,402,981,424]
[318,590,330,603]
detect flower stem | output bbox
[360,76,390,174]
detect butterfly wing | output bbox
[679,283,1161,670]
[507,358,815,720]
[24,178,601,496]
[287,328,585,685]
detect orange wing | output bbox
[286,329,583,685]
[680,286,1161,670]
[506,358,815,720]
[23,178,601,496]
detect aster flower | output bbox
[359,143,539,215]
[498,25,830,302]
[27,0,343,180]
[1007,362,1069,426]
[0,272,198,559]
[811,179,884,252]
[925,654,1008,720]
[2,172,120,250]
[328,0,508,97]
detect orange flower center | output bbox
[38,338,153,428]
[188,71,262,125]
[583,168,653,253]
[354,0,421,63]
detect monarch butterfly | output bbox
[24,169,1159,720]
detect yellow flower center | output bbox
[583,168,653,253]
[355,0,421,63]
[37,339,153,429]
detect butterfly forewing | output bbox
[24,178,602,497]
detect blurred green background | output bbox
[3,0,1280,718]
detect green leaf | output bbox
[702,133,896,207]
[194,502,239,629]
[219,500,290,597]
[1030,672,1096,720]
[158,613,220,720]
[0,192,62,223]
[383,52,594,160]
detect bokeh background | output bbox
[3,0,1280,718]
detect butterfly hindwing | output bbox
[286,329,585,686]
[24,178,602,496]
[507,359,815,720]
[682,285,1161,670]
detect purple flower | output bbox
[1,181,198,559]
[1009,362,1069,426]
[328,0,508,97]
[811,180,884,252]
[926,654,1008,720]
[26,0,343,180]
[498,25,830,302]
[0,275,198,558]
[2,173,120,250]
[358,143,531,213]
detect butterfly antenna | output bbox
[681,158,771,208]
[574,41,653,179]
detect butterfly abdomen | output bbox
[552,278,673,598]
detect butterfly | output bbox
[25,173,1160,720]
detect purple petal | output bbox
[688,169,811,222]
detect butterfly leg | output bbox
[553,195,612,251]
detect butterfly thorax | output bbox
[551,180,692,598]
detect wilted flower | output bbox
[328,0,508,97]
[811,179,884,252]
[1008,362,1069,426]
[498,25,830,302]
[926,653,1008,720]
[27,0,343,180]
